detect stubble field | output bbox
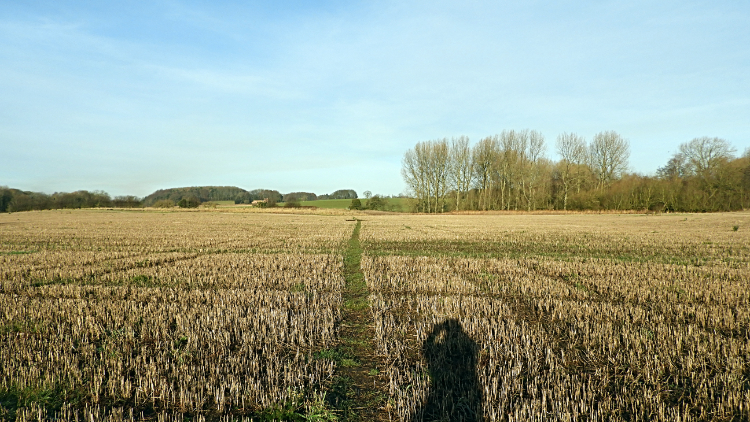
[1,209,749,421]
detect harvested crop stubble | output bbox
[3,252,344,292]
[0,210,351,420]
[361,212,750,422]
[0,209,351,254]
[360,213,750,266]
[2,287,338,406]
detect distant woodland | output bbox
[0,186,359,212]
[402,132,750,213]
[0,188,141,213]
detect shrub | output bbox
[350,199,362,210]
[284,200,301,208]
[365,195,388,211]
[153,199,175,208]
[177,196,200,208]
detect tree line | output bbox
[0,186,362,213]
[239,189,358,205]
[0,188,141,213]
[402,132,750,212]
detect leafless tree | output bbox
[523,130,546,210]
[497,130,524,210]
[449,136,472,211]
[472,136,499,211]
[402,148,427,212]
[467,130,549,211]
[428,139,450,212]
[678,137,736,179]
[492,130,547,210]
[556,132,587,210]
[590,131,629,190]
[402,139,450,213]
[656,153,688,180]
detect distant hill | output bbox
[143,186,248,206]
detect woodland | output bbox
[402,132,750,213]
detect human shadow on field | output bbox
[413,319,482,422]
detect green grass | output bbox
[0,382,80,420]
[276,199,353,209]
[364,239,739,267]
[313,347,360,367]
[276,198,409,210]
[0,319,47,335]
[0,250,37,255]
[255,389,338,421]
[344,221,364,289]
[344,298,369,311]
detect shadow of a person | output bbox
[413,319,482,422]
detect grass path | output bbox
[327,220,388,421]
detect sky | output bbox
[1,1,749,197]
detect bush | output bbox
[112,195,142,208]
[153,199,175,208]
[234,192,251,204]
[349,198,362,210]
[284,200,301,208]
[365,195,388,211]
[177,196,200,208]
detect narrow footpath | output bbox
[328,220,388,421]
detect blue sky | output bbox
[1,1,749,197]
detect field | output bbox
[361,213,750,421]
[1,209,749,421]
[274,198,409,210]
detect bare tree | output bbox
[449,136,472,211]
[402,148,428,212]
[656,153,688,180]
[497,130,524,210]
[472,136,499,211]
[427,139,450,213]
[556,132,587,210]
[590,131,629,190]
[402,139,450,213]
[493,130,547,210]
[679,137,736,179]
[469,130,548,211]
[523,130,546,210]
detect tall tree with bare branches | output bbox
[449,136,472,211]
[402,139,450,213]
[556,132,588,210]
[679,137,736,179]
[472,136,499,211]
[590,131,629,190]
